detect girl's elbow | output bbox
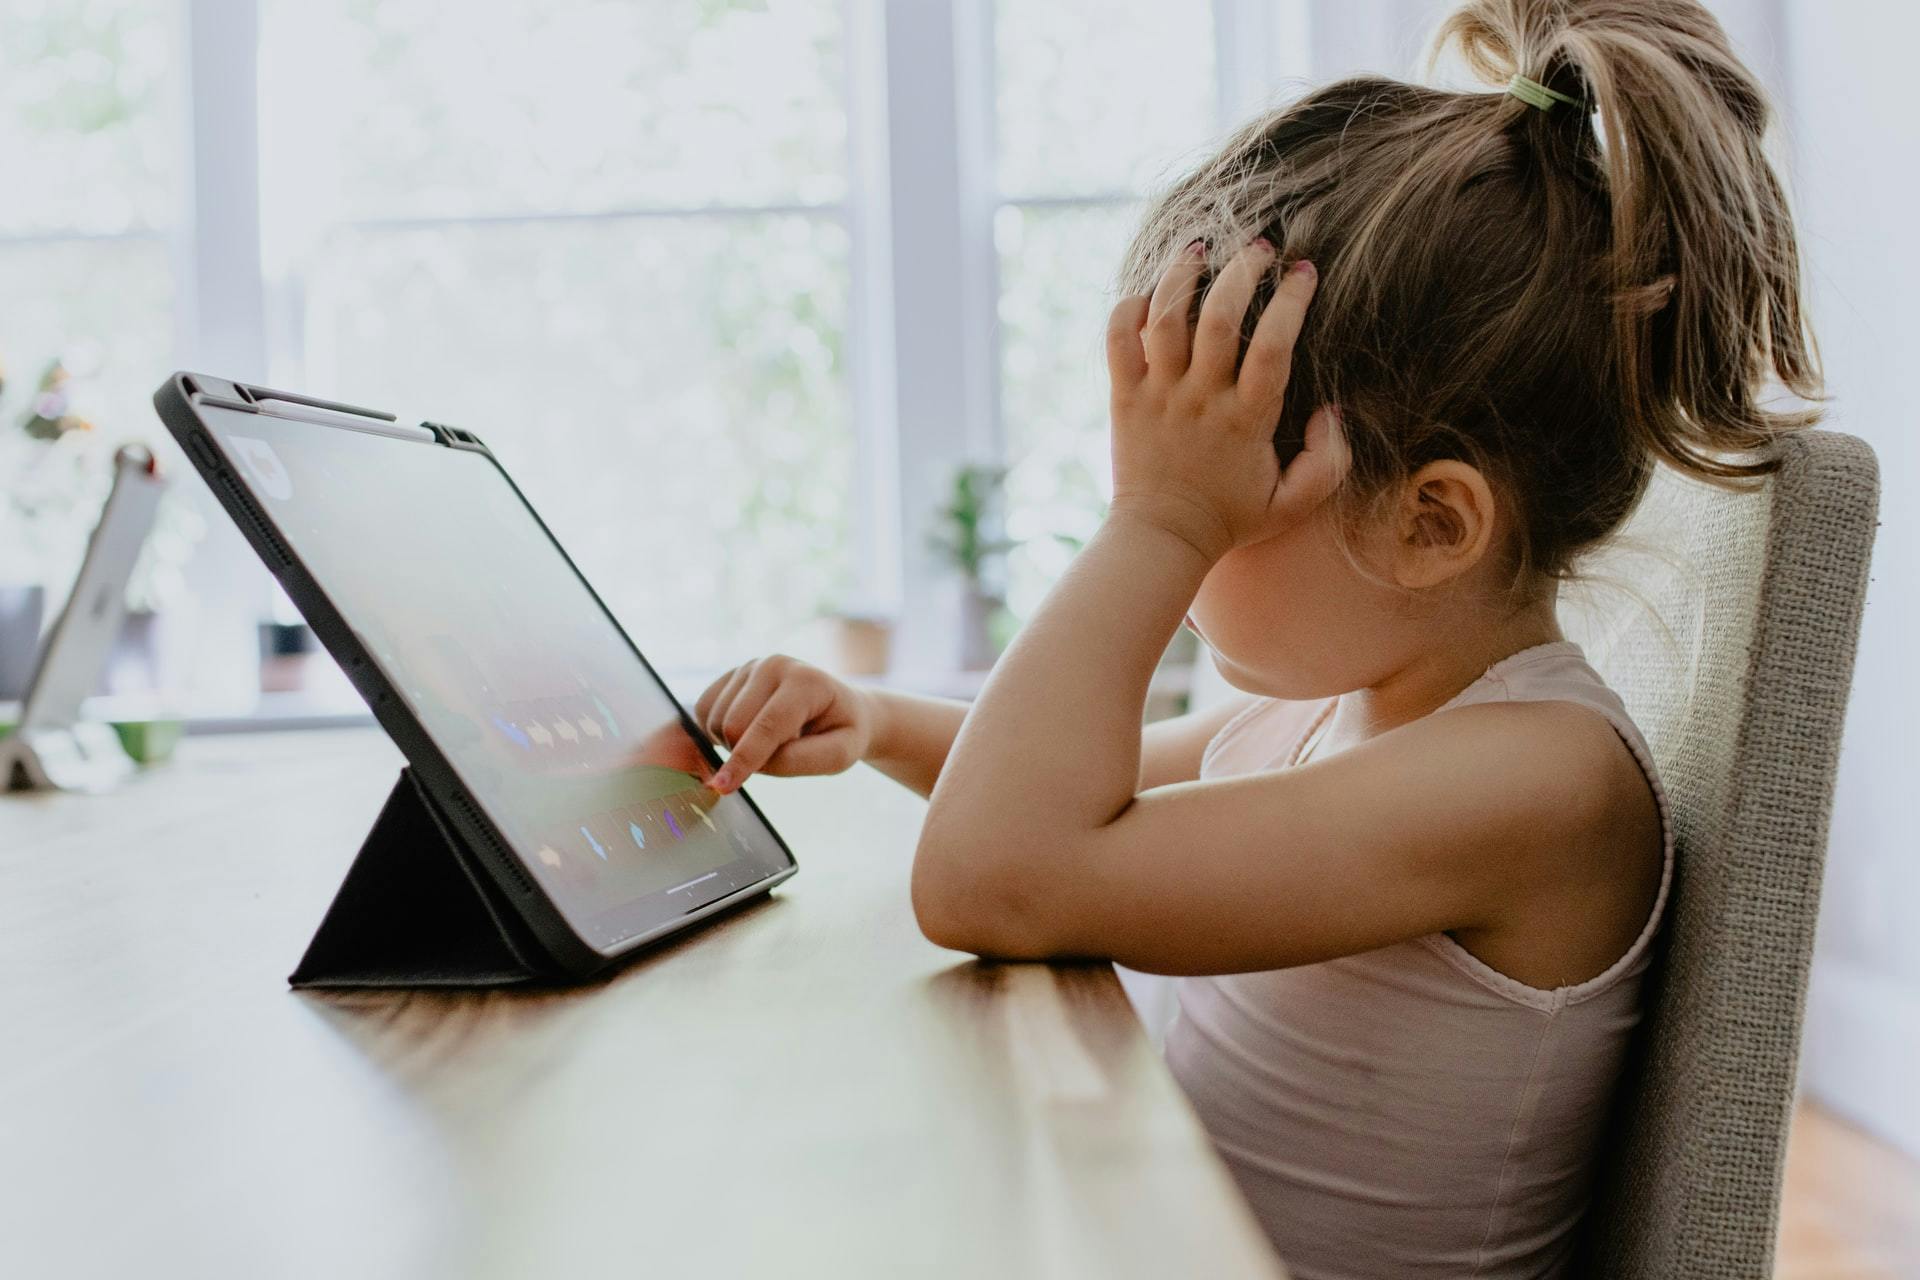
[909,838,1057,959]
[910,883,988,955]
[909,836,992,952]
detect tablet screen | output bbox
[201,404,794,955]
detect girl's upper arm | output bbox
[1137,695,1258,789]
[943,700,1622,976]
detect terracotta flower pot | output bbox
[831,614,894,677]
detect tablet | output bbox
[154,373,797,977]
[2,445,167,792]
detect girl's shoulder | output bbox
[1427,642,1674,990]
[1192,642,1671,987]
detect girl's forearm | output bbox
[921,513,1211,856]
[858,688,971,798]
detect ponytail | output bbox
[1435,0,1822,479]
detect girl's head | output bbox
[1124,0,1821,698]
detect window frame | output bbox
[871,0,1307,672]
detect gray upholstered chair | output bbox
[1563,430,1880,1278]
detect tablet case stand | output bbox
[289,769,556,989]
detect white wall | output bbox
[1776,0,1920,1159]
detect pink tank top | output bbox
[1166,640,1674,1279]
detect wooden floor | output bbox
[1777,1102,1920,1279]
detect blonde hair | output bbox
[1118,0,1820,583]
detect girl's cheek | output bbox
[1189,557,1279,665]
[1189,535,1364,693]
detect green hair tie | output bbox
[1507,73,1581,111]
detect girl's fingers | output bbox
[692,666,734,727]
[695,667,744,725]
[1189,239,1276,386]
[718,659,786,749]
[1105,295,1150,391]
[711,685,812,790]
[761,726,862,777]
[1143,240,1208,374]
[1238,258,1318,418]
[699,663,753,744]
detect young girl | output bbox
[695,0,1818,1273]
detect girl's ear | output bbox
[1388,460,1498,589]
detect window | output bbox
[0,0,1303,712]
[259,0,855,672]
[0,0,182,591]
[991,0,1221,617]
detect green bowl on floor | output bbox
[112,719,185,765]
[0,717,186,766]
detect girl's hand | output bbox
[694,655,875,793]
[1105,239,1347,562]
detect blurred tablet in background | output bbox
[1,446,168,792]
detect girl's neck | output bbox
[1319,596,1565,755]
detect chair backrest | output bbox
[1563,430,1880,1278]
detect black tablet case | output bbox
[289,769,556,988]
[157,372,796,991]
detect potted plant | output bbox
[928,463,1016,672]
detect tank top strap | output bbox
[1439,640,1657,786]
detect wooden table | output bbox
[0,729,1284,1279]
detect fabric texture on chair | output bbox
[1563,431,1880,1279]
